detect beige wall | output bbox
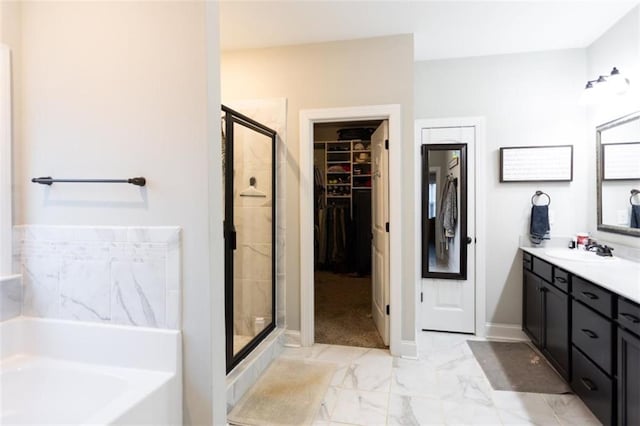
[0,0,22,227]
[3,2,224,424]
[221,34,416,340]
[416,49,589,327]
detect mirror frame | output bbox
[421,143,468,280]
[596,111,640,238]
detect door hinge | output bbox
[385,222,389,232]
[370,232,374,241]
[386,305,390,315]
[385,139,389,150]
[420,292,423,303]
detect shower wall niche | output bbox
[222,105,276,373]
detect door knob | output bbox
[466,236,473,244]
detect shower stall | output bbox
[222,105,277,372]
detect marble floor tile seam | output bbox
[329,387,391,426]
[387,392,448,426]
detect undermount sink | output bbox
[544,248,618,263]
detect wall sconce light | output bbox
[581,67,630,105]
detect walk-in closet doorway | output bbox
[300,105,403,356]
[313,120,387,348]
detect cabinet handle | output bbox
[581,291,598,300]
[581,378,597,391]
[581,329,598,339]
[620,313,640,324]
[555,276,567,283]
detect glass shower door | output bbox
[223,105,276,373]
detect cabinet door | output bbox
[523,270,542,346]
[542,283,570,380]
[618,328,640,426]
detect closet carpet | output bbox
[314,271,387,349]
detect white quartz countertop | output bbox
[521,246,640,305]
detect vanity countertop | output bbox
[521,246,640,305]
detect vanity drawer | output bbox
[523,252,532,271]
[552,267,570,293]
[572,276,613,318]
[572,346,614,426]
[618,298,640,337]
[572,300,613,375]
[532,256,552,282]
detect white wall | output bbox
[221,35,416,341]
[586,5,640,247]
[415,49,588,326]
[4,2,224,424]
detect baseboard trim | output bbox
[485,323,529,341]
[399,339,418,359]
[283,329,301,347]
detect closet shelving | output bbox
[314,139,372,211]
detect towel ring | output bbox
[631,189,640,206]
[531,190,551,206]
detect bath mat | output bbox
[467,341,572,394]
[228,358,335,426]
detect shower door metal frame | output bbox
[222,105,277,373]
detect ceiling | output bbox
[220,1,639,61]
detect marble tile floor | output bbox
[276,331,601,426]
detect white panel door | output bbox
[421,126,476,333]
[371,121,390,345]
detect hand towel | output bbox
[631,205,640,229]
[530,205,550,244]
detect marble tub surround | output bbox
[13,225,181,329]
[277,331,600,426]
[0,274,22,321]
[521,245,640,304]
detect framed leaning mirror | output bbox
[596,111,640,237]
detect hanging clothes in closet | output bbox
[437,174,458,261]
[314,166,325,269]
[317,204,352,272]
[352,190,372,276]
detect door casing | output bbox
[299,104,408,357]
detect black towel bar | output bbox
[631,189,640,206]
[531,190,551,206]
[31,177,146,187]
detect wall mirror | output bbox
[596,111,640,237]
[421,144,468,279]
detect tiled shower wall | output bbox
[232,122,275,337]
[12,225,181,329]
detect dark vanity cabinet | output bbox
[522,253,570,380]
[617,299,640,426]
[523,268,543,345]
[570,277,615,425]
[522,251,640,426]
